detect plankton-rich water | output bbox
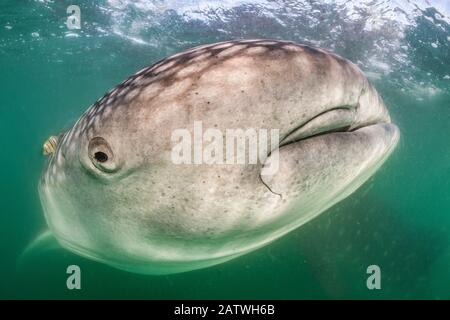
[1,0,449,299]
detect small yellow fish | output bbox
[42,136,58,155]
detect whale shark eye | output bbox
[88,137,118,173]
[94,151,108,163]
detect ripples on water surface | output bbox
[0,0,449,298]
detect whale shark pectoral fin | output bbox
[17,230,62,269]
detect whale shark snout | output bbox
[36,39,400,274]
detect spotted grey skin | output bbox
[39,39,399,274]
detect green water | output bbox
[1,0,449,299]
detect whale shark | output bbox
[35,39,399,274]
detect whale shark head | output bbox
[39,40,399,274]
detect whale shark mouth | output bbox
[260,103,399,199]
[280,106,358,147]
[279,105,390,147]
